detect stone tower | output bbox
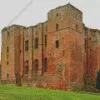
[47,3,84,90]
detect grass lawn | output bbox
[0,85,100,100]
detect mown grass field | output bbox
[0,85,100,100]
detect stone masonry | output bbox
[1,3,100,91]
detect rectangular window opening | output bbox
[45,35,47,47]
[76,24,78,31]
[56,40,59,48]
[25,40,29,51]
[35,38,38,49]
[44,58,47,72]
[56,24,59,31]
[7,32,9,37]
[7,47,9,53]
[7,74,9,79]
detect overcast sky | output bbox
[0,0,100,60]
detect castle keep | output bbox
[1,3,100,90]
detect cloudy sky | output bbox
[0,0,100,60]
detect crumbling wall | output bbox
[84,27,100,91]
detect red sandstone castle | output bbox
[0,3,100,91]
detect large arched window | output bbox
[44,58,47,72]
[35,38,38,49]
[25,60,29,74]
[7,74,9,79]
[34,59,38,73]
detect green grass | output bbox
[0,85,100,100]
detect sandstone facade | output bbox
[1,3,100,91]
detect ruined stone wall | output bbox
[1,3,100,91]
[84,27,100,90]
[1,26,19,84]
